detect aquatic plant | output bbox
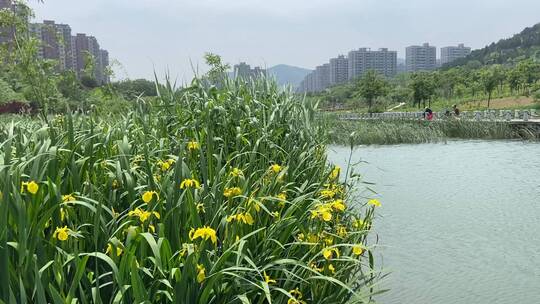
[325,115,537,145]
[0,77,379,303]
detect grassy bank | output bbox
[0,78,380,303]
[326,118,538,145]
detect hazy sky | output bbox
[31,0,540,82]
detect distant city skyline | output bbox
[28,19,110,84]
[29,0,540,82]
[1,0,110,84]
[298,42,471,93]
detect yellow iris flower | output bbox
[368,199,381,207]
[223,187,242,198]
[310,204,333,222]
[330,165,341,180]
[189,226,217,245]
[263,271,276,284]
[269,164,282,173]
[320,189,336,199]
[180,179,201,189]
[328,264,336,274]
[322,247,340,260]
[330,199,346,212]
[21,181,39,195]
[226,212,254,225]
[62,194,76,202]
[187,141,200,151]
[128,208,160,223]
[53,226,70,241]
[142,191,159,203]
[287,288,306,304]
[229,167,244,177]
[106,243,123,256]
[197,264,206,283]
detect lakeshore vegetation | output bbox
[0,77,382,303]
[326,118,537,145]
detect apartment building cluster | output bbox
[299,48,397,93]
[233,62,266,79]
[405,43,470,71]
[0,0,110,84]
[299,43,471,93]
[440,44,471,65]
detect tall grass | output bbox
[0,77,380,303]
[326,116,537,145]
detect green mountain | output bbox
[447,22,540,68]
[267,64,312,88]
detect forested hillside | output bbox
[448,23,540,68]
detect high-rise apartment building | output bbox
[314,64,330,92]
[348,48,397,79]
[29,20,72,71]
[99,49,110,83]
[0,0,11,11]
[27,20,109,83]
[234,62,250,78]
[441,44,471,65]
[406,43,437,72]
[74,33,90,76]
[71,33,110,84]
[329,55,349,86]
[56,23,73,70]
[87,36,102,81]
[233,62,266,79]
[0,0,15,47]
[298,71,316,93]
[299,47,397,92]
[0,6,109,83]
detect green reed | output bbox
[0,77,380,303]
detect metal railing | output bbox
[335,109,539,122]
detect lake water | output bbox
[327,140,540,304]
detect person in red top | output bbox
[424,108,434,120]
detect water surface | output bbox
[328,140,540,304]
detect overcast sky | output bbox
[31,0,540,82]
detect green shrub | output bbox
[0,78,24,104]
[533,89,540,101]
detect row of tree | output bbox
[315,58,540,112]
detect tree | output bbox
[204,53,230,85]
[516,59,540,95]
[507,67,522,95]
[0,78,23,104]
[0,1,62,118]
[491,64,506,95]
[388,86,412,105]
[355,70,388,112]
[439,69,461,100]
[112,79,157,99]
[466,70,482,99]
[409,72,435,109]
[479,66,498,108]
